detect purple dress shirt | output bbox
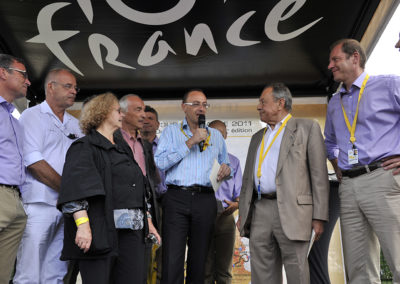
[215,153,242,208]
[0,96,25,185]
[152,136,167,197]
[324,72,400,170]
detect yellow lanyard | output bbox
[257,114,292,179]
[180,121,211,151]
[340,74,369,145]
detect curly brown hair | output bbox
[79,92,118,135]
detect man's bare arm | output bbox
[28,160,61,192]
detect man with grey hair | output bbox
[238,83,329,283]
[14,69,82,283]
[325,38,400,283]
[113,94,161,281]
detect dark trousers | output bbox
[308,181,340,284]
[79,229,146,284]
[161,188,217,284]
[204,213,236,284]
[63,260,79,284]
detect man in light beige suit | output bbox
[238,82,329,284]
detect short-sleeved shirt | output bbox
[19,101,82,205]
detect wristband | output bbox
[146,212,152,219]
[75,217,89,227]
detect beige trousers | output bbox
[340,167,400,284]
[249,198,309,284]
[0,186,27,283]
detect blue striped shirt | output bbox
[155,118,230,187]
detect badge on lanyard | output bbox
[340,74,369,166]
[348,147,358,165]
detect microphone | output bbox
[198,114,206,152]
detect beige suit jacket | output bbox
[238,117,329,241]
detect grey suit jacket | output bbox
[238,117,329,241]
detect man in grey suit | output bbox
[237,82,329,284]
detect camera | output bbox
[147,233,159,245]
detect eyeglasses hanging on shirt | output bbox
[48,113,79,140]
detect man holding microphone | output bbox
[155,89,231,284]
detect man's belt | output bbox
[167,184,214,193]
[260,192,277,199]
[341,161,382,178]
[0,183,20,191]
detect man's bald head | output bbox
[209,120,227,139]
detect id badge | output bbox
[348,148,358,165]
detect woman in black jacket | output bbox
[57,92,160,284]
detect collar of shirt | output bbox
[339,72,366,95]
[121,128,142,143]
[266,113,291,131]
[40,101,72,125]
[0,95,15,113]
[182,117,209,136]
[181,117,191,135]
[153,136,159,147]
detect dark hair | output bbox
[182,88,204,103]
[145,105,159,121]
[263,82,292,112]
[330,39,366,69]
[0,54,26,70]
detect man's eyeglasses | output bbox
[51,81,80,93]
[183,102,210,109]
[4,67,28,80]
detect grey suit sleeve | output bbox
[307,121,329,221]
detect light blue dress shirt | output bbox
[155,118,231,187]
[19,101,82,205]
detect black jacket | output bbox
[57,130,149,260]
[113,129,161,229]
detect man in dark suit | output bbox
[237,83,329,284]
